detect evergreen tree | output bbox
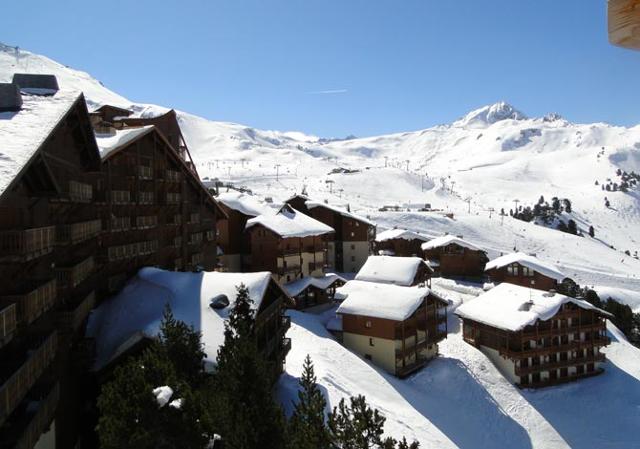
[551,197,561,213]
[288,355,331,449]
[97,308,214,449]
[589,225,595,238]
[212,284,286,449]
[563,198,572,213]
[567,219,578,235]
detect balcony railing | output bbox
[0,333,58,425]
[111,190,131,204]
[166,193,181,204]
[139,165,153,180]
[166,170,181,183]
[500,336,611,358]
[1,279,57,326]
[68,180,93,202]
[0,304,17,348]
[136,215,158,229]
[56,219,102,245]
[138,191,154,205]
[521,321,605,338]
[515,353,606,376]
[57,291,96,334]
[56,257,95,289]
[0,226,55,261]
[11,383,60,449]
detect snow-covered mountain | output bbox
[3,43,640,448]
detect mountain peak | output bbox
[455,101,527,128]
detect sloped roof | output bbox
[336,280,429,321]
[246,205,334,238]
[284,273,346,297]
[95,125,154,160]
[86,267,275,371]
[305,200,375,226]
[485,252,566,281]
[355,255,431,286]
[0,90,81,197]
[421,235,484,252]
[455,282,611,332]
[376,228,430,242]
[217,191,271,217]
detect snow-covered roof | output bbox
[284,273,346,297]
[217,191,271,217]
[0,90,81,196]
[305,200,375,226]
[86,267,275,371]
[246,205,334,238]
[95,125,154,160]
[421,235,484,252]
[336,280,429,321]
[355,255,431,286]
[455,282,611,332]
[375,228,430,242]
[485,252,566,281]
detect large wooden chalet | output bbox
[245,204,334,284]
[355,255,432,287]
[456,283,611,388]
[0,74,227,449]
[374,228,430,257]
[283,273,346,309]
[286,195,376,273]
[421,235,488,278]
[335,280,447,377]
[485,252,567,291]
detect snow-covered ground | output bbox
[278,281,640,449]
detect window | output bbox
[351,256,356,262]
[355,222,359,227]
[522,266,534,277]
[507,263,518,276]
[365,320,372,328]
[286,275,291,282]
[350,244,355,250]
[350,232,355,237]
[364,354,372,361]
[369,338,374,347]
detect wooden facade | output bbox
[486,263,560,291]
[461,303,610,388]
[423,243,488,278]
[216,202,253,272]
[287,278,346,310]
[340,293,448,377]
[375,237,425,257]
[0,84,224,448]
[286,195,375,273]
[245,224,330,284]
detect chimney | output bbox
[12,73,59,96]
[0,83,22,112]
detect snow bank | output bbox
[152,386,173,408]
[217,191,272,217]
[594,286,640,313]
[355,255,429,286]
[456,283,610,332]
[95,125,154,160]
[336,280,428,321]
[86,267,273,371]
[485,252,567,281]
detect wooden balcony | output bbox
[56,219,102,245]
[0,279,57,326]
[166,170,181,183]
[0,226,55,262]
[57,291,96,334]
[500,336,611,358]
[56,257,95,289]
[68,180,93,202]
[9,383,59,449]
[521,368,605,389]
[0,304,17,349]
[521,321,605,338]
[515,353,606,376]
[0,332,57,425]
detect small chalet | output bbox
[87,268,292,378]
[284,273,347,309]
[456,283,611,388]
[485,252,567,291]
[374,228,430,257]
[286,195,376,273]
[245,204,334,284]
[216,191,272,271]
[335,280,447,377]
[355,255,432,287]
[421,235,488,277]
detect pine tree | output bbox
[288,355,331,449]
[97,308,214,449]
[567,219,578,235]
[589,225,595,238]
[212,284,286,449]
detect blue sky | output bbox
[3,0,640,137]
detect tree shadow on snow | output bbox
[518,357,640,449]
[388,357,533,449]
